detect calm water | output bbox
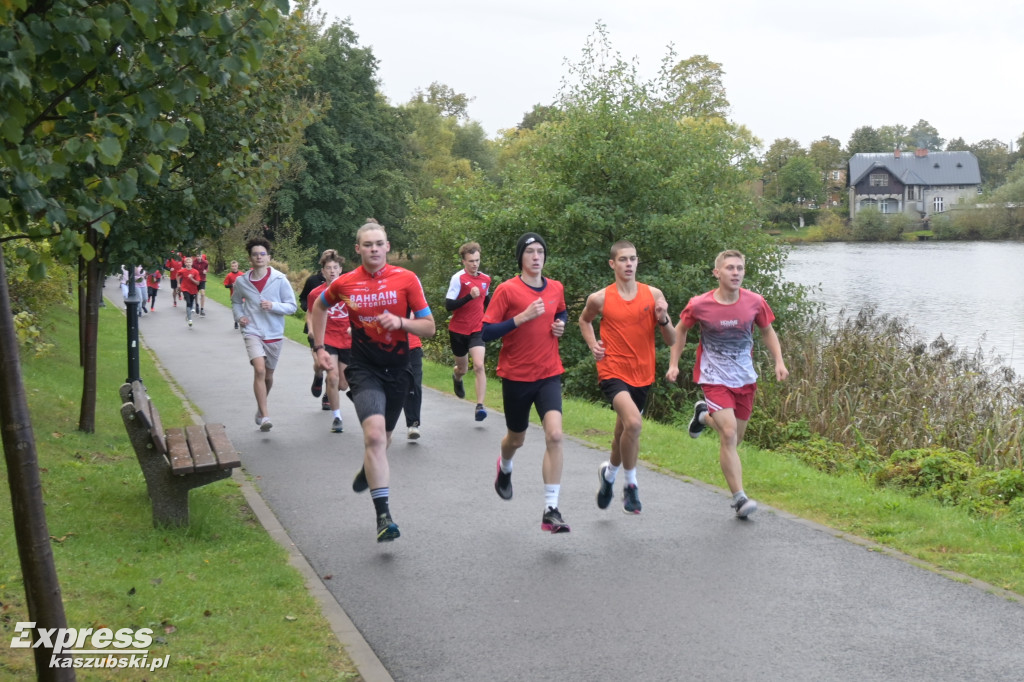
[783,241,1024,376]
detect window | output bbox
[831,170,841,181]
[869,173,888,187]
[879,200,892,214]
[933,196,944,213]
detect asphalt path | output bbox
[115,282,1024,681]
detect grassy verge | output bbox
[0,300,358,679]
[208,278,1024,597]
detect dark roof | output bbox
[849,151,981,186]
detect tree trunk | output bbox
[78,256,86,368]
[0,243,76,680]
[78,246,100,434]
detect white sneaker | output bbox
[259,417,272,432]
[407,424,420,440]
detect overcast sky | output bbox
[316,0,1023,152]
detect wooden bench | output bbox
[119,381,240,527]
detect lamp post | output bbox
[125,266,141,383]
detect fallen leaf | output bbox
[284,615,297,622]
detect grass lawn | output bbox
[0,299,358,680]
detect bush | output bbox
[875,447,978,504]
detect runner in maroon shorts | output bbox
[482,232,571,534]
[666,249,788,518]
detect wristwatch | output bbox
[312,344,325,352]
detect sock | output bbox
[732,490,747,504]
[371,488,390,516]
[699,411,708,425]
[624,468,637,486]
[544,484,560,510]
[605,463,620,483]
[499,457,513,474]
[333,409,341,419]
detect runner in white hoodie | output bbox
[231,237,298,432]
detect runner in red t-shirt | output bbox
[578,240,676,515]
[309,220,435,543]
[223,260,244,329]
[193,253,209,316]
[165,252,182,306]
[481,232,571,534]
[306,257,350,434]
[445,241,492,422]
[145,268,163,312]
[176,257,201,328]
[666,249,789,519]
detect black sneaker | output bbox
[321,395,331,411]
[623,484,642,514]
[199,308,205,317]
[352,467,368,493]
[475,404,487,422]
[596,461,614,509]
[688,401,708,438]
[732,496,757,519]
[331,417,344,433]
[376,513,400,542]
[541,507,571,533]
[311,372,323,398]
[453,373,465,399]
[494,457,512,500]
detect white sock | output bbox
[732,490,747,503]
[605,463,620,483]
[499,457,513,474]
[544,484,560,510]
[333,410,341,419]
[624,468,637,486]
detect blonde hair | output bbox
[610,240,636,258]
[714,249,745,269]
[355,218,386,242]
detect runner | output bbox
[445,241,492,421]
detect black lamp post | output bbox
[125,266,141,383]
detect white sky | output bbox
[315,0,1023,152]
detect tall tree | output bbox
[518,103,558,130]
[668,54,730,119]
[415,81,474,120]
[808,136,845,172]
[970,138,1011,189]
[847,126,884,154]
[877,124,909,151]
[762,138,806,200]
[778,156,824,227]
[906,119,945,150]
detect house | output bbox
[848,149,981,220]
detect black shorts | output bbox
[326,345,352,365]
[449,329,484,357]
[169,279,178,289]
[501,375,562,433]
[344,362,412,432]
[599,378,651,414]
[197,280,207,290]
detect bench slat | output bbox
[131,380,153,431]
[205,423,241,469]
[147,397,167,456]
[165,428,194,474]
[186,425,217,472]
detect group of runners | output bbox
[228,221,788,543]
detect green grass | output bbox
[0,300,358,679]
[212,276,1024,598]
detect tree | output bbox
[779,157,824,213]
[877,124,909,151]
[762,138,806,200]
[808,136,845,173]
[668,54,730,119]
[971,138,1011,189]
[906,119,945,150]
[946,137,971,151]
[415,81,473,120]
[518,103,558,130]
[270,18,412,258]
[847,126,884,154]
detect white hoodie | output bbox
[230,267,297,339]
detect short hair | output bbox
[229,260,239,267]
[355,218,386,242]
[319,249,345,267]
[714,249,745,269]
[245,236,272,256]
[459,241,481,259]
[610,240,636,259]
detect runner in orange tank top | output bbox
[578,240,675,514]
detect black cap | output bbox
[515,232,547,268]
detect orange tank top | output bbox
[596,283,657,386]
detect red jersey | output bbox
[177,268,200,295]
[680,288,775,388]
[223,270,244,292]
[309,282,351,350]
[482,275,565,382]
[596,283,658,386]
[193,256,209,282]
[165,256,182,280]
[445,269,492,334]
[322,264,430,367]
[145,271,162,289]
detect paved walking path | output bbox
[117,284,1024,682]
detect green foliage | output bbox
[876,448,978,500]
[851,207,903,241]
[802,211,851,242]
[778,156,823,205]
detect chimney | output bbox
[894,148,901,158]
[915,148,928,157]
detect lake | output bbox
[783,241,1024,376]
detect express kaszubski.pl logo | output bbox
[10,622,170,671]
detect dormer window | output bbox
[869,173,888,187]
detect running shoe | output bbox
[541,507,571,533]
[352,467,368,493]
[494,457,513,500]
[407,423,420,440]
[452,373,465,399]
[475,404,487,422]
[376,513,400,542]
[254,409,262,426]
[596,462,614,509]
[623,484,642,514]
[259,417,273,432]
[311,372,323,398]
[688,400,708,438]
[321,395,331,411]
[199,308,205,317]
[187,318,192,328]
[732,496,757,519]
[331,417,344,433]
